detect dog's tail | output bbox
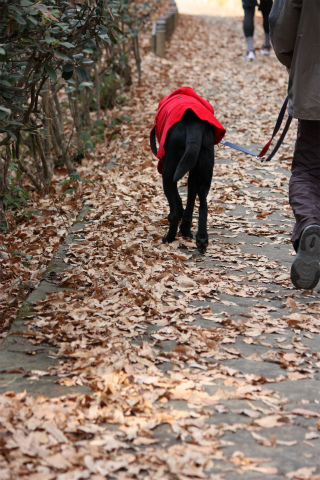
[173,123,203,183]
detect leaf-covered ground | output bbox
[1,8,320,480]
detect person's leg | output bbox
[289,120,320,289]
[243,7,255,57]
[289,120,320,246]
[242,0,256,59]
[259,0,273,54]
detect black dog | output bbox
[161,109,214,254]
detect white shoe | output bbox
[244,50,255,61]
[261,46,271,56]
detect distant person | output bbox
[269,0,320,289]
[242,0,273,60]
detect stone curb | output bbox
[151,0,179,57]
[0,204,93,397]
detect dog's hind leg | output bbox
[195,141,214,253]
[180,173,197,239]
[196,182,210,253]
[162,176,183,244]
[161,124,184,244]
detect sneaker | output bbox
[290,224,320,289]
[244,50,255,61]
[261,46,271,56]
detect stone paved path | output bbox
[0,9,319,480]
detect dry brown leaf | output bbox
[253,415,291,428]
[285,467,317,479]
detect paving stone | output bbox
[262,379,320,403]
[217,358,287,379]
[0,373,91,397]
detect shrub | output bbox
[0,0,159,224]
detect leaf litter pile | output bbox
[1,12,320,480]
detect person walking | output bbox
[269,0,320,290]
[242,0,273,60]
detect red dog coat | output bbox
[150,87,226,173]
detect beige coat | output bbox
[269,0,320,121]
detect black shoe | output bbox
[291,225,320,289]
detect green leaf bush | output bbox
[0,0,160,225]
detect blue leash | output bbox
[220,96,292,161]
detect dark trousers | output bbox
[289,120,320,250]
[243,0,273,37]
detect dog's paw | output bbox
[196,235,208,254]
[179,225,193,239]
[162,235,175,244]
[180,231,193,239]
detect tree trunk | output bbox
[50,122,63,163]
[68,87,83,156]
[27,134,43,181]
[132,36,141,85]
[17,158,44,193]
[35,134,52,185]
[0,147,10,206]
[94,60,101,121]
[49,95,75,174]
[81,88,92,129]
[42,80,54,180]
